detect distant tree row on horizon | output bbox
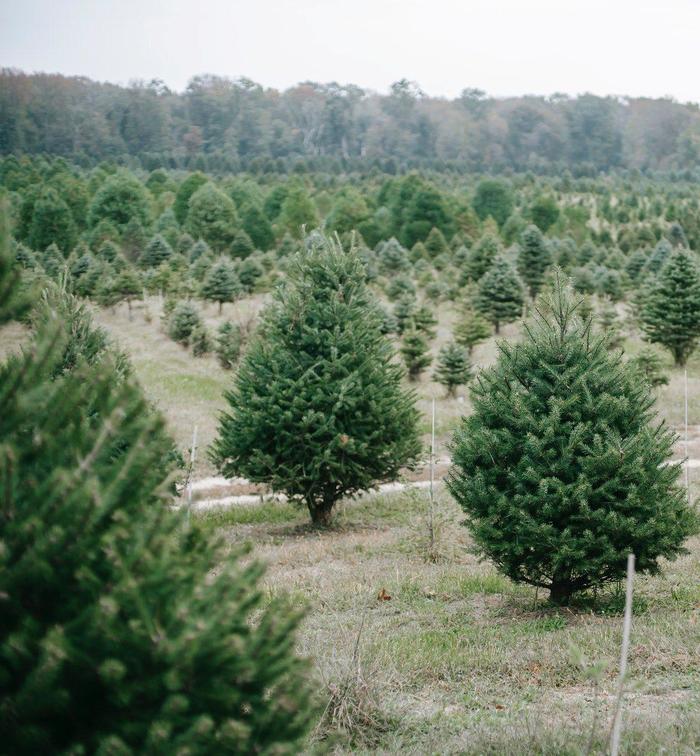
[2,69,700,175]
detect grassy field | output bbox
[2,294,700,752]
[195,485,700,754]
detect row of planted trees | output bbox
[1,221,699,751]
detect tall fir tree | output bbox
[639,249,700,366]
[454,306,492,354]
[448,274,698,604]
[0,210,314,752]
[476,255,525,333]
[201,258,241,313]
[212,234,421,525]
[141,233,173,268]
[400,327,432,380]
[518,224,552,298]
[434,341,472,397]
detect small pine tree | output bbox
[476,255,525,333]
[393,294,417,335]
[231,228,255,258]
[201,258,240,313]
[141,233,173,268]
[413,303,438,339]
[465,231,501,281]
[448,274,699,604]
[518,224,552,298]
[216,320,244,369]
[424,226,449,258]
[434,341,472,397]
[401,327,432,380]
[639,249,700,366]
[191,322,213,357]
[628,347,669,388]
[211,234,421,525]
[454,307,492,354]
[112,264,142,319]
[168,301,202,346]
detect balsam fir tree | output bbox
[448,273,698,604]
[141,233,173,268]
[518,224,552,298]
[211,233,421,525]
[191,322,213,357]
[400,327,432,381]
[628,347,669,388]
[454,306,492,354]
[639,249,700,366]
[434,340,472,397]
[0,210,314,753]
[168,301,202,346]
[216,320,244,369]
[201,258,240,313]
[476,255,524,333]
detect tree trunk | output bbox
[549,580,573,605]
[218,301,223,315]
[494,321,500,334]
[309,499,334,527]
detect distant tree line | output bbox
[3,70,700,175]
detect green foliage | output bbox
[191,322,213,357]
[231,228,255,258]
[186,182,238,252]
[400,328,432,380]
[279,185,318,238]
[200,258,240,312]
[168,300,202,345]
[448,276,699,604]
[472,179,514,227]
[88,170,151,232]
[628,347,669,388]
[518,224,552,298]
[465,231,502,281]
[434,341,471,396]
[141,233,173,268]
[211,234,421,525]
[173,171,208,225]
[241,202,275,250]
[476,255,524,333]
[529,195,560,232]
[639,249,700,366]
[215,320,244,369]
[0,236,313,752]
[454,307,492,354]
[27,187,76,254]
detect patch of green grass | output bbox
[194,500,301,530]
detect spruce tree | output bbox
[216,320,244,369]
[141,233,173,268]
[465,231,501,281]
[476,255,525,333]
[448,275,698,604]
[168,301,202,346]
[639,249,700,366]
[454,307,492,354]
[518,224,552,298]
[400,328,432,380]
[434,341,472,397]
[112,264,142,319]
[201,258,240,313]
[628,347,669,388]
[187,183,238,252]
[231,229,255,258]
[191,322,213,357]
[0,216,314,752]
[211,234,421,526]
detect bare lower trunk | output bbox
[309,499,334,526]
[549,580,573,605]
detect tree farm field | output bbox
[5,294,697,753]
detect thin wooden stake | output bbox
[684,368,689,501]
[609,553,635,756]
[428,398,436,556]
[186,424,198,526]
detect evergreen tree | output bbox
[628,347,669,388]
[141,233,173,268]
[41,243,65,280]
[393,294,418,335]
[279,185,318,239]
[400,328,432,380]
[174,171,208,225]
[529,195,560,232]
[28,187,76,254]
[187,182,238,252]
[231,228,255,258]
[211,234,421,525]
[88,170,151,232]
[0,216,313,752]
[215,320,244,369]
[454,307,492,354]
[168,301,202,346]
[238,255,265,293]
[112,264,143,319]
[201,258,240,313]
[434,341,472,397]
[241,202,275,250]
[448,275,698,604]
[472,179,514,226]
[191,322,213,357]
[476,256,525,333]
[646,238,672,275]
[639,249,700,366]
[518,224,552,298]
[189,238,211,262]
[465,231,502,282]
[424,226,450,258]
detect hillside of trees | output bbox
[3,69,700,175]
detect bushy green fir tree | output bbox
[448,274,698,604]
[215,320,244,369]
[476,255,525,333]
[168,301,202,346]
[454,306,492,354]
[518,224,552,298]
[201,258,240,313]
[191,322,213,357]
[465,231,501,282]
[231,229,255,258]
[628,347,669,388]
[141,233,173,268]
[434,341,472,397]
[400,327,432,380]
[639,249,700,366]
[211,234,421,525]
[0,212,314,753]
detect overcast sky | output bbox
[2,0,699,102]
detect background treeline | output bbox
[3,69,700,175]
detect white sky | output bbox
[2,0,699,102]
